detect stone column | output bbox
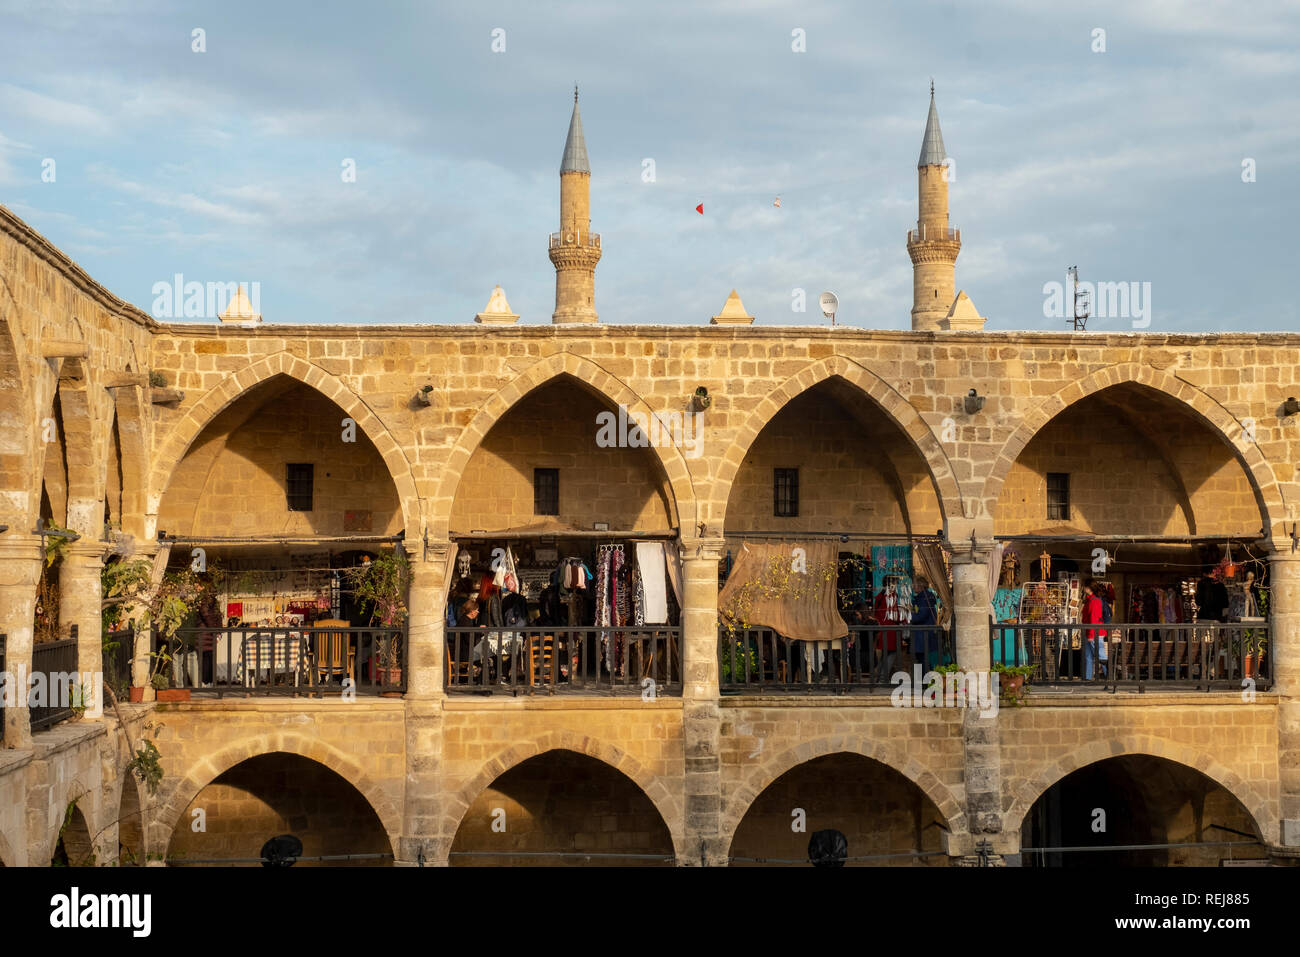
[949,544,1010,859]
[399,543,449,865]
[0,535,43,747]
[1269,550,1300,850]
[678,535,724,865]
[60,542,105,720]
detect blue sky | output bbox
[1,0,1297,332]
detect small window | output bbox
[774,468,799,517]
[1046,472,1070,521]
[534,468,559,516]
[286,463,314,512]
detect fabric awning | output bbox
[717,541,848,642]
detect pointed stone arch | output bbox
[108,384,150,539]
[0,297,30,526]
[428,352,698,539]
[154,732,403,856]
[710,355,961,532]
[148,352,421,537]
[444,730,685,860]
[721,733,967,852]
[1004,734,1273,845]
[981,364,1288,537]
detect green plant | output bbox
[719,640,759,682]
[150,671,170,691]
[148,370,167,387]
[126,739,164,796]
[101,558,153,633]
[343,552,411,628]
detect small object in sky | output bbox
[695,203,703,214]
[773,196,781,207]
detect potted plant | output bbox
[719,634,760,684]
[992,662,1037,706]
[343,552,410,689]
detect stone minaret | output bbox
[906,83,961,331]
[549,87,601,324]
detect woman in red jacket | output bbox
[1081,580,1108,681]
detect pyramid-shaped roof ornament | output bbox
[475,285,520,324]
[917,81,947,168]
[560,86,590,174]
[710,289,755,325]
[218,285,262,324]
[939,290,987,331]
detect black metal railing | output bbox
[0,633,6,743]
[163,626,406,697]
[719,624,953,692]
[446,626,682,695]
[990,621,1271,692]
[102,624,135,700]
[30,637,79,731]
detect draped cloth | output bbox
[635,542,670,625]
[717,541,847,642]
[914,542,953,629]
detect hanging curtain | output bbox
[717,541,847,642]
[986,542,1005,621]
[635,542,670,624]
[664,543,684,610]
[914,542,953,629]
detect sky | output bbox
[1,0,1297,333]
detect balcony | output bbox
[30,636,79,731]
[446,625,681,696]
[990,621,1270,692]
[548,231,601,249]
[718,624,953,694]
[906,224,960,243]
[163,626,407,697]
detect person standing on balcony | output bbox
[1082,580,1108,680]
[910,576,939,671]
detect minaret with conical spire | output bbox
[906,82,962,331]
[549,86,601,324]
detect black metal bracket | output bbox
[30,518,80,563]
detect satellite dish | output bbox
[819,291,839,326]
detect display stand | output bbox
[1018,581,1071,680]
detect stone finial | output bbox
[939,290,986,331]
[219,286,262,324]
[710,289,755,325]
[474,285,520,324]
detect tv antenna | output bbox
[1066,265,1090,331]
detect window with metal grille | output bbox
[1046,472,1070,521]
[534,468,559,516]
[286,463,314,512]
[774,468,799,517]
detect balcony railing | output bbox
[446,626,681,695]
[906,224,960,243]
[102,624,135,700]
[30,637,78,731]
[548,231,601,249]
[164,626,406,697]
[0,633,5,742]
[990,621,1270,692]
[719,624,953,693]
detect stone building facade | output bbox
[1,92,1298,867]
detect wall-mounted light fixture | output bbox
[1283,396,1300,417]
[157,530,168,542]
[414,384,434,407]
[692,386,711,412]
[963,388,986,415]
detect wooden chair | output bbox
[311,619,354,686]
[445,634,476,686]
[527,633,557,687]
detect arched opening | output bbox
[104,410,124,531]
[158,375,403,539]
[446,376,682,693]
[719,379,947,690]
[450,750,674,866]
[728,753,950,866]
[167,753,392,866]
[51,801,94,866]
[118,777,143,866]
[1021,755,1265,867]
[154,376,408,694]
[449,376,677,534]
